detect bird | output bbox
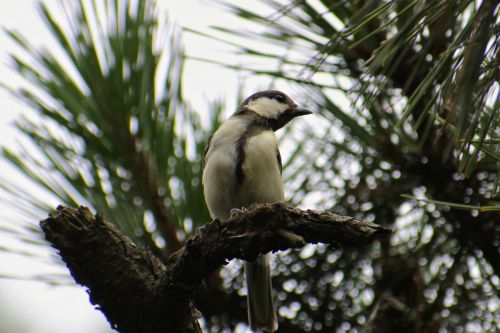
[202,90,312,332]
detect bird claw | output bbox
[230,207,247,217]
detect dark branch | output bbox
[40,202,391,333]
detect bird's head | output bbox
[236,90,312,131]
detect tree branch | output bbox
[40,202,391,333]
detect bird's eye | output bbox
[274,94,285,103]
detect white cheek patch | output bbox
[246,98,288,118]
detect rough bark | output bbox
[40,202,391,333]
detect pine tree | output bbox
[1,1,498,332]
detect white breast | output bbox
[202,119,284,220]
[239,131,284,205]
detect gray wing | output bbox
[202,134,213,170]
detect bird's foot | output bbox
[230,207,247,217]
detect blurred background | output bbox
[0,1,498,332]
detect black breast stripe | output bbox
[235,133,247,185]
[235,124,268,186]
[276,149,282,175]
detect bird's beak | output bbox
[274,106,312,131]
[293,108,313,117]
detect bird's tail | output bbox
[245,254,278,332]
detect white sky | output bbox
[0,1,272,332]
